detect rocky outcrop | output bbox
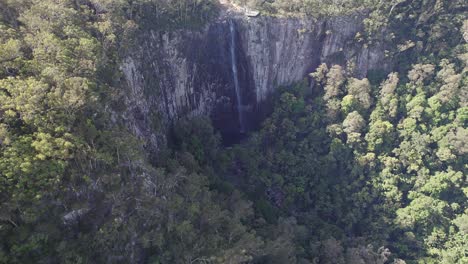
[121,11,391,144]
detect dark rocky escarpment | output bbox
[121,11,391,145]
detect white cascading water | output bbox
[229,19,246,133]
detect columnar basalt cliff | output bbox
[121,11,391,145]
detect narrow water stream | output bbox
[229,19,246,133]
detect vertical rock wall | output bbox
[120,12,391,145]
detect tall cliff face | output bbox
[121,12,391,145]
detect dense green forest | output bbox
[0,0,467,263]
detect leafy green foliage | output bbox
[0,1,235,263]
[232,0,386,16]
[0,0,466,263]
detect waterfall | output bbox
[229,19,246,133]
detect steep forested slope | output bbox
[0,1,263,262]
[0,0,467,263]
[215,1,468,262]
